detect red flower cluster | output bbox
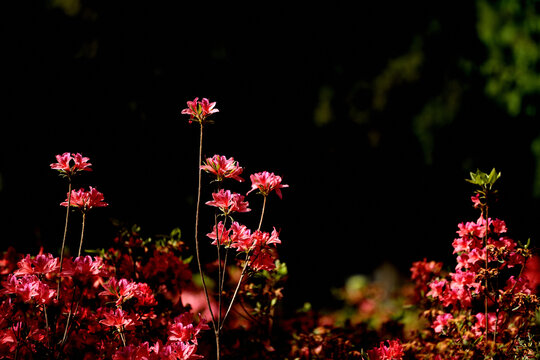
[207,222,282,271]
[205,189,250,215]
[366,339,404,360]
[50,152,92,178]
[247,171,289,199]
[201,154,244,182]
[61,186,109,211]
[0,229,205,359]
[181,97,219,124]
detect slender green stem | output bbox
[257,196,267,231]
[57,181,72,300]
[220,247,230,300]
[220,251,251,331]
[77,212,86,258]
[216,214,229,329]
[193,125,217,330]
[119,326,127,347]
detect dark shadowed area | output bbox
[2,1,540,311]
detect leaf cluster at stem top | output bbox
[466,168,501,206]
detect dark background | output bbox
[2,1,540,311]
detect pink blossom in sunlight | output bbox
[471,194,482,208]
[50,152,92,178]
[426,279,447,299]
[205,189,250,215]
[201,154,244,182]
[206,221,230,246]
[246,171,289,199]
[199,98,219,117]
[181,97,219,124]
[249,246,278,271]
[61,186,108,211]
[472,312,500,337]
[62,256,107,280]
[168,312,209,345]
[99,308,137,329]
[432,313,453,333]
[14,253,59,276]
[229,222,252,251]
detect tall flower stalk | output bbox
[182,98,287,359]
[50,152,92,299]
[182,97,221,357]
[466,168,501,354]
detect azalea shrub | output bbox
[402,169,540,359]
[0,98,539,360]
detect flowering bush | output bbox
[1,98,539,360]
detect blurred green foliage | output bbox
[477,0,540,116]
[50,0,81,16]
[311,0,540,178]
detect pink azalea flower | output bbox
[452,237,470,254]
[471,193,482,208]
[491,218,507,234]
[3,274,56,305]
[410,258,442,282]
[50,152,92,178]
[168,312,209,345]
[151,340,203,359]
[251,228,281,247]
[456,218,486,239]
[181,97,199,121]
[467,247,486,266]
[246,171,289,199]
[99,308,137,329]
[367,339,404,360]
[61,255,107,280]
[249,246,278,271]
[199,98,219,117]
[206,221,231,246]
[472,312,501,337]
[61,186,108,211]
[229,222,253,252]
[426,279,447,299]
[14,253,59,276]
[432,313,453,333]
[201,154,244,182]
[205,189,250,215]
[99,277,137,306]
[181,97,219,124]
[112,342,151,360]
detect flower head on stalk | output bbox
[50,152,92,179]
[205,189,250,216]
[181,97,219,125]
[246,171,289,199]
[201,154,244,182]
[61,186,108,212]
